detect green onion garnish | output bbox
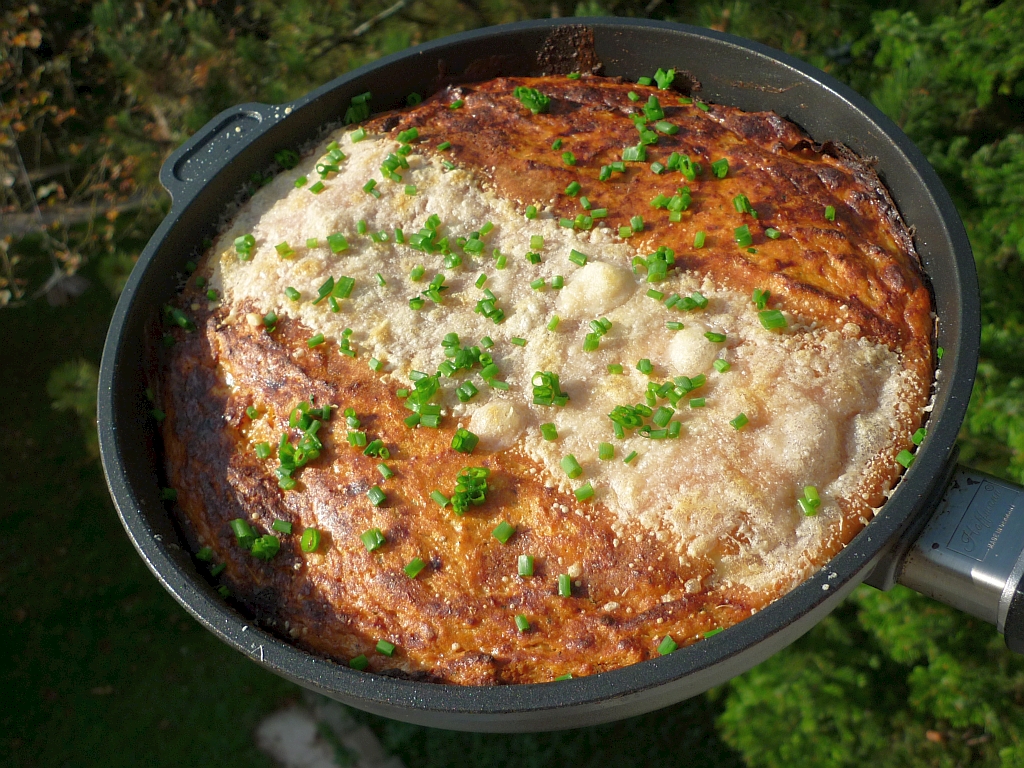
[551,276,564,289]
[451,428,479,454]
[631,215,644,232]
[367,486,386,506]
[825,205,836,221]
[711,158,729,178]
[666,321,685,331]
[599,443,614,460]
[510,337,527,347]
[361,528,386,552]
[912,428,927,445]
[376,639,396,656]
[713,359,731,373]
[565,180,581,196]
[160,487,177,501]
[560,454,583,479]
[309,181,325,194]
[637,358,653,375]
[300,527,321,553]
[377,463,394,480]
[540,423,558,441]
[492,521,516,544]
[765,227,781,239]
[518,555,534,577]
[704,332,726,343]
[531,278,546,290]
[554,673,573,681]
[525,205,538,219]
[734,224,753,247]
[404,557,426,578]
[623,450,638,464]
[569,249,588,266]
[607,363,623,375]
[404,184,417,195]
[730,413,749,430]
[562,151,577,166]
[430,490,450,507]
[349,654,369,670]
[513,86,550,114]
[558,574,572,597]
[275,242,295,258]
[196,546,214,562]
[657,635,678,655]
[758,310,787,330]
[307,333,326,348]
[752,288,770,309]
[515,614,530,633]
[449,99,464,109]
[271,519,292,535]
[896,449,915,468]
[575,483,594,502]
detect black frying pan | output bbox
[98,18,1024,733]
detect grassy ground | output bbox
[1,252,742,766]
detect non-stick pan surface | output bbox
[98,18,978,732]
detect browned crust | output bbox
[158,74,934,685]
[369,75,933,386]
[161,311,761,684]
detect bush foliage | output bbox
[4,0,1024,764]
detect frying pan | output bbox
[98,18,1024,732]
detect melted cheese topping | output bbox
[209,128,918,594]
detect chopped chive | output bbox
[647,289,665,301]
[559,217,574,228]
[367,486,386,506]
[525,205,538,219]
[375,273,386,287]
[436,140,452,150]
[655,120,679,135]
[631,215,644,232]
[510,337,527,347]
[196,546,214,562]
[376,639,396,656]
[560,454,582,479]
[825,205,836,221]
[552,139,563,150]
[703,627,724,638]
[575,483,594,502]
[696,101,710,112]
[307,333,326,348]
[734,224,753,247]
[657,635,678,655]
[430,490,450,507]
[349,655,369,670]
[294,176,308,188]
[540,423,558,441]
[480,336,494,348]
[475,273,487,289]
[711,158,729,178]
[562,151,577,167]
[568,249,588,266]
[275,242,295,258]
[272,519,293,535]
[518,555,534,577]
[531,278,546,290]
[410,264,425,281]
[554,673,573,681]
[551,276,564,289]
[568,72,581,79]
[558,574,572,597]
[623,450,638,464]
[404,557,426,578]
[912,427,928,445]
[309,181,325,194]
[565,181,581,196]
[211,564,226,577]
[599,443,614,461]
[758,310,788,330]
[492,521,516,544]
[765,227,781,240]
[300,527,321,553]
[689,397,706,408]
[357,220,368,235]
[628,91,640,102]
[404,184,417,195]
[666,321,685,331]
[896,449,915,468]
[713,359,731,373]
[360,528,386,551]
[515,614,530,633]
[451,428,479,454]
[637,358,653,375]
[693,231,706,249]
[449,99,464,109]
[377,462,394,480]
[937,346,945,359]
[730,413,749,430]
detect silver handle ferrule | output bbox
[898,466,1024,632]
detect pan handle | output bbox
[894,465,1024,653]
[158,103,289,208]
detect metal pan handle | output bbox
[158,103,289,208]
[893,466,1024,652]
